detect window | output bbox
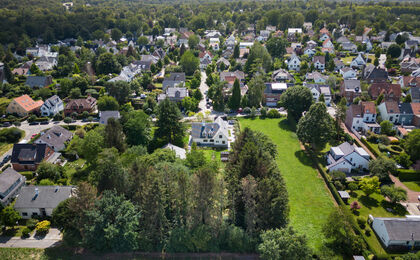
[32,212,38,216]
[203,139,207,142]
[219,135,222,138]
[222,141,225,144]
[22,212,27,216]
[210,139,214,142]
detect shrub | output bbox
[348,182,358,192]
[22,227,31,237]
[350,201,361,212]
[365,229,371,236]
[329,170,346,182]
[243,107,251,114]
[357,217,366,229]
[35,220,50,235]
[390,145,402,152]
[27,219,39,230]
[0,127,24,143]
[260,107,267,118]
[378,135,390,145]
[378,143,387,152]
[267,109,281,118]
[334,180,344,190]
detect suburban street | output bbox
[198,71,210,113]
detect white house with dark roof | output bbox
[191,117,228,147]
[14,186,74,219]
[288,55,301,71]
[372,216,420,249]
[0,168,26,206]
[350,53,366,69]
[340,67,357,79]
[313,56,325,70]
[326,142,370,173]
[99,111,121,125]
[40,95,63,117]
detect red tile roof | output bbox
[13,95,43,112]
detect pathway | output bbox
[0,228,62,248]
[390,174,420,203]
[341,123,376,159]
[198,71,210,113]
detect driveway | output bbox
[390,174,420,203]
[198,71,210,113]
[0,228,62,248]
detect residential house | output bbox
[191,117,229,147]
[14,186,74,219]
[272,69,294,82]
[319,33,330,42]
[216,57,230,70]
[288,55,301,71]
[35,126,73,152]
[372,217,420,249]
[11,143,55,171]
[162,73,186,91]
[350,53,366,69]
[340,67,357,79]
[345,102,380,134]
[140,54,159,64]
[220,70,245,86]
[35,56,57,71]
[326,142,370,173]
[99,111,121,125]
[264,83,288,107]
[209,38,220,50]
[378,101,400,124]
[334,58,345,70]
[399,76,420,88]
[12,67,30,76]
[0,168,26,206]
[199,51,213,69]
[409,87,420,103]
[287,28,302,41]
[405,40,419,51]
[322,39,334,49]
[368,83,401,102]
[411,103,420,127]
[306,84,331,105]
[64,96,97,116]
[340,79,362,103]
[303,22,312,31]
[342,42,358,53]
[305,71,327,84]
[304,47,316,57]
[6,95,43,117]
[40,95,63,117]
[400,57,420,74]
[162,143,186,159]
[399,103,414,126]
[365,67,389,83]
[336,36,350,44]
[25,76,53,88]
[259,30,270,41]
[158,87,189,103]
[313,56,326,70]
[381,42,394,50]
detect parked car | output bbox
[2,122,11,127]
[29,122,39,125]
[40,121,49,125]
[3,155,11,162]
[31,134,37,139]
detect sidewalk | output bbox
[0,228,62,248]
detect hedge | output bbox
[360,137,379,157]
[396,169,420,181]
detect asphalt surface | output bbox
[198,71,210,113]
[0,228,62,248]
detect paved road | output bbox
[0,120,90,161]
[0,228,62,248]
[198,71,210,113]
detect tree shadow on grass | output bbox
[278,118,296,132]
[359,195,379,209]
[294,150,315,167]
[380,201,408,216]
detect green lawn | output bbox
[348,190,408,256]
[402,181,420,192]
[239,118,335,251]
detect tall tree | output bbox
[279,86,313,121]
[122,110,151,146]
[258,227,312,260]
[244,42,272,75]
[247,74,265,108]
[381,185,407,204]
[265,37,287,58]
[180,50,199,76]
[155,98,185,145]
[368,156,396,181]
[297,102,333,150]
[188,34,199,49]
[96,53,122,75]
[359,176,380,197]
[229,78,241,110]
[404,129,420,162]
[97,96,119,111]
[233,44,239,59]
[105,81,131,105]
[104,118,126,152]
[1,206,21,228]
[81,127,104,165]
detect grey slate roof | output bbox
[400,103,413,115]
[38,126,72,151]
[380,217,420,241]
[14,186,73,209]
[42,95,62,110]
[0,168,23,195]
[191,122,221,139]
[25,76,52,88]
[410,87,420,100]
[166,87,188,99]
[99,111,121,124]
[343,79,361,91]
[162,143,186,159]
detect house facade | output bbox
[11,143,55,171]
[372,217,420,249]
[345,102,380,134]
[378,101,400,124]
[40,95,63,117]
[6,95,44,117]
[14,186,74,219]
[326,142,370,173]
[0,168,26,206]
[191,117,229,147]
[64,96,97,116]
[288,55,301,71]
[368,83,401,102]
[35,126,73,152]
[340,67,357,79]
[340,79,362,103]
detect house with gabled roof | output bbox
[25,76,53,88]
[340,67,357,79]
[313,56,326,70]
[288,54,301,71]
[162,72,186,91]
[365,67,388,83]
[6,95,44,117]
[162,143,186,159]
[14,186,74,219]
[35,125,73,152]
[409,87,420,103]
[64,96,96,116]
[350,53,366,69]
[272,69,294,83]
[372,216,420,249]
[340,79,362,103]
[191,117,229,148]
[11,143,55,171]
[368,83,401,102]
[326,142,370,173]
[342,42,357,53]
[378,101,400,124]
[40,95,63,117]
[345,101,380,134]
[0,168,26,206]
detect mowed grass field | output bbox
[239,118,335,251]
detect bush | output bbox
[334,180,344,190]
[243,107,251,114]
[365,229,371,236]
[378,135,390,145]
[378,143,387,152]
[35,220,50,235]
[357,217,366,229]
[0,127,24,143]
[27,219,39,230]
[267,109,281,118]
[260,107,267,118]
[22,227,31,238]
[390,145,402,152]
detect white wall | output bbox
[372,219,390,247]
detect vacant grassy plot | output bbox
[239,118,335,251]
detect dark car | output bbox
[29,122,39,125]
[40,121,49,125]
[3,155,11,162]
[2,122,11,127]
